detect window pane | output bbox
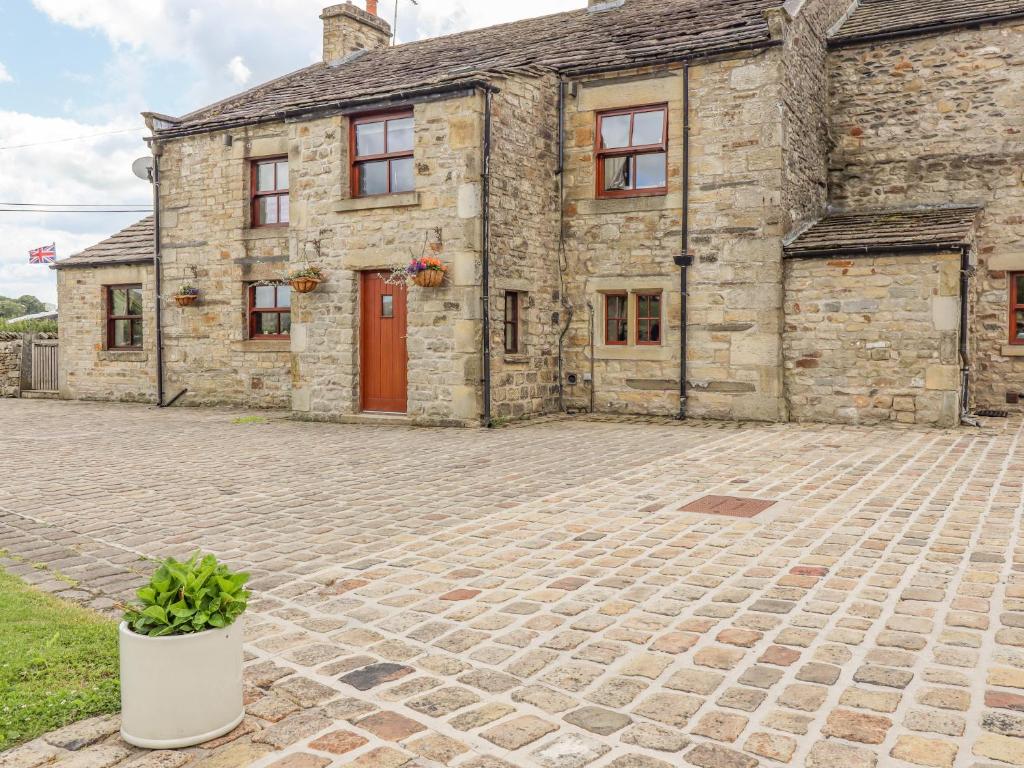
[113,319,131,347]
[387,117,414,153]
[127,287,143,316]
[505,324,516,353]
[633,110,665,145]
[608,295,627,318]
[603,156,632,191]
[359,161,388,196]
[278,194,289,223]
[1017,310,1024,340]
[356,120,386,157]
[111,288,127,315]
[636,152,666,189]
[381,295,394,318]
[131,319,143,347]
[259,313,278,335]
[390,157,414,193]
[1016,274,1024,303]
[600,114,631,149]
[255,285,276,308]
[256,162,275,192]
[276,285,291,308]
[275,160,288,190]
[280,312,291,335]
[258,195,278,224]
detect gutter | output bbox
[830,11,1024,49]
[481,87,494,428]
[783,242,971,259]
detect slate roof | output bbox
[156,0,781,137]
[784,207,981,257]
[52,217,154,269]
[831,0,1024,45]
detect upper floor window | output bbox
[504,291,521,354]
[1011,273,1024,345]
[248,283,291,339]
[251,157,289,227]
[107,285,143,349]
[596,105,668,198]
[352,111,414,197]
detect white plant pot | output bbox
[119,620,245,749]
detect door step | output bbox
[21,390,59,399]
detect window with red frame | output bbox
[251,157,289,227]
[1011,273,1024,345]
[248,284,291,339]
[107,285,143,349]
[596,105,668,198]
[636,292,662,345]
[605,293,628,345]
[352,111,414,197]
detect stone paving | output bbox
[2,399,1024,768]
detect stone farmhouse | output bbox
[53,0,1024,427]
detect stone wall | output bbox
[57,263,158,403]
[156,124,293,409]
[286,94,486,425]
[486,74,562,421]
[784,251,963,426]
[828,20,1024,410]
[0,333,22,397]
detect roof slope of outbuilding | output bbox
[784,207,981,257]
[831,0,1024,46]
[51,217,154,270]
[156,0,782,137]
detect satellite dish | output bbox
[131,156,155,182]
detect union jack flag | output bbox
[28,244,56,264]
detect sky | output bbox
[0,0,584,305]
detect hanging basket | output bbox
[174,294,198,307]
[413,270,445,288]
[290,277,321,294]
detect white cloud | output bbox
[0,62,12,83]
[227,55,251,86]
[0,111,151,303]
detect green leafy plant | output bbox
[287,263,326,282]
[123,553,250,637]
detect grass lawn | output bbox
[0,567,120,750]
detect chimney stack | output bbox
[320,2,391,64]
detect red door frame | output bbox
[360,271,408,413]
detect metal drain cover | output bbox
[681,495,776,518]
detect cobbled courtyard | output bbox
[2,399,1023,768]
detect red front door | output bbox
[360,271,408,413]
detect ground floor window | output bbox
[248,283,291,339]
[504,291,521,353]
[106,285,143,349]
[605,293,628,345]
[1011,273,1024,345]
[636,292,662,345]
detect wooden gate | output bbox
[30,339,59,392]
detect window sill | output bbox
[98,350,147,363]
[595,344,672,362]
[233,340,291,353]
[1001,344,1024,357]
[242,227,289,241]
[333,192,420,213]
[503,353,530,364]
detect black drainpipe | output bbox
[151,151,165,407]
[959,245,972,420]
[675,62,692,420]
[481,87,494,427]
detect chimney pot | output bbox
[320,2,391,64]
